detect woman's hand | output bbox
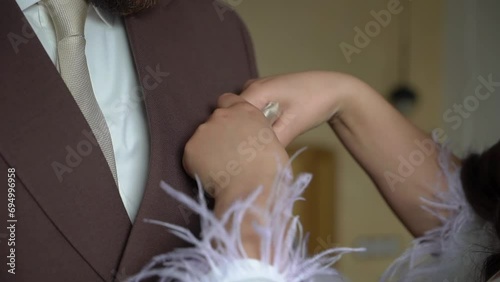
[183,93,290,258]
[240,71,357,146]
[183,93,288,199]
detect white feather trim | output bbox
[129,151,364,282]
[380,134,499,282]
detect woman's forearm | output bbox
[329,76,451,236]
[240,71,456,236]
[213,156,290,259]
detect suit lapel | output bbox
[116,0,257,276]
[0,2,131,281]
[115,0,204,276]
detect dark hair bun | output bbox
[460,141,500,280]
[461,148,500,222]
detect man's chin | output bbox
[87,0,157,15]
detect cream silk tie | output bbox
[43,0,118,185]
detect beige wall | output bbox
[234,0,443,280]
[444,0,500,153]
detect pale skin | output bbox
[241,71,452,237]
[183,93,289,258]
[183,71,454,259]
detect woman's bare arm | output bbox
[242,71,455,236]
[328,77,451,236]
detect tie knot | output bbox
[43,0,89,40]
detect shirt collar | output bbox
[16,0,38,10]
[16,0,116,27]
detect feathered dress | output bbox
[129,142,498,282]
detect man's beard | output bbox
[87,0,157,15]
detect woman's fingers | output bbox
[240,82,273,111]
[217,93,246,108]
[243,78,258,90]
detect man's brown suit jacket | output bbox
[0,0,257,280]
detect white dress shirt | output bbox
[17,0,150,222]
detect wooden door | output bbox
[287,146,337,255]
